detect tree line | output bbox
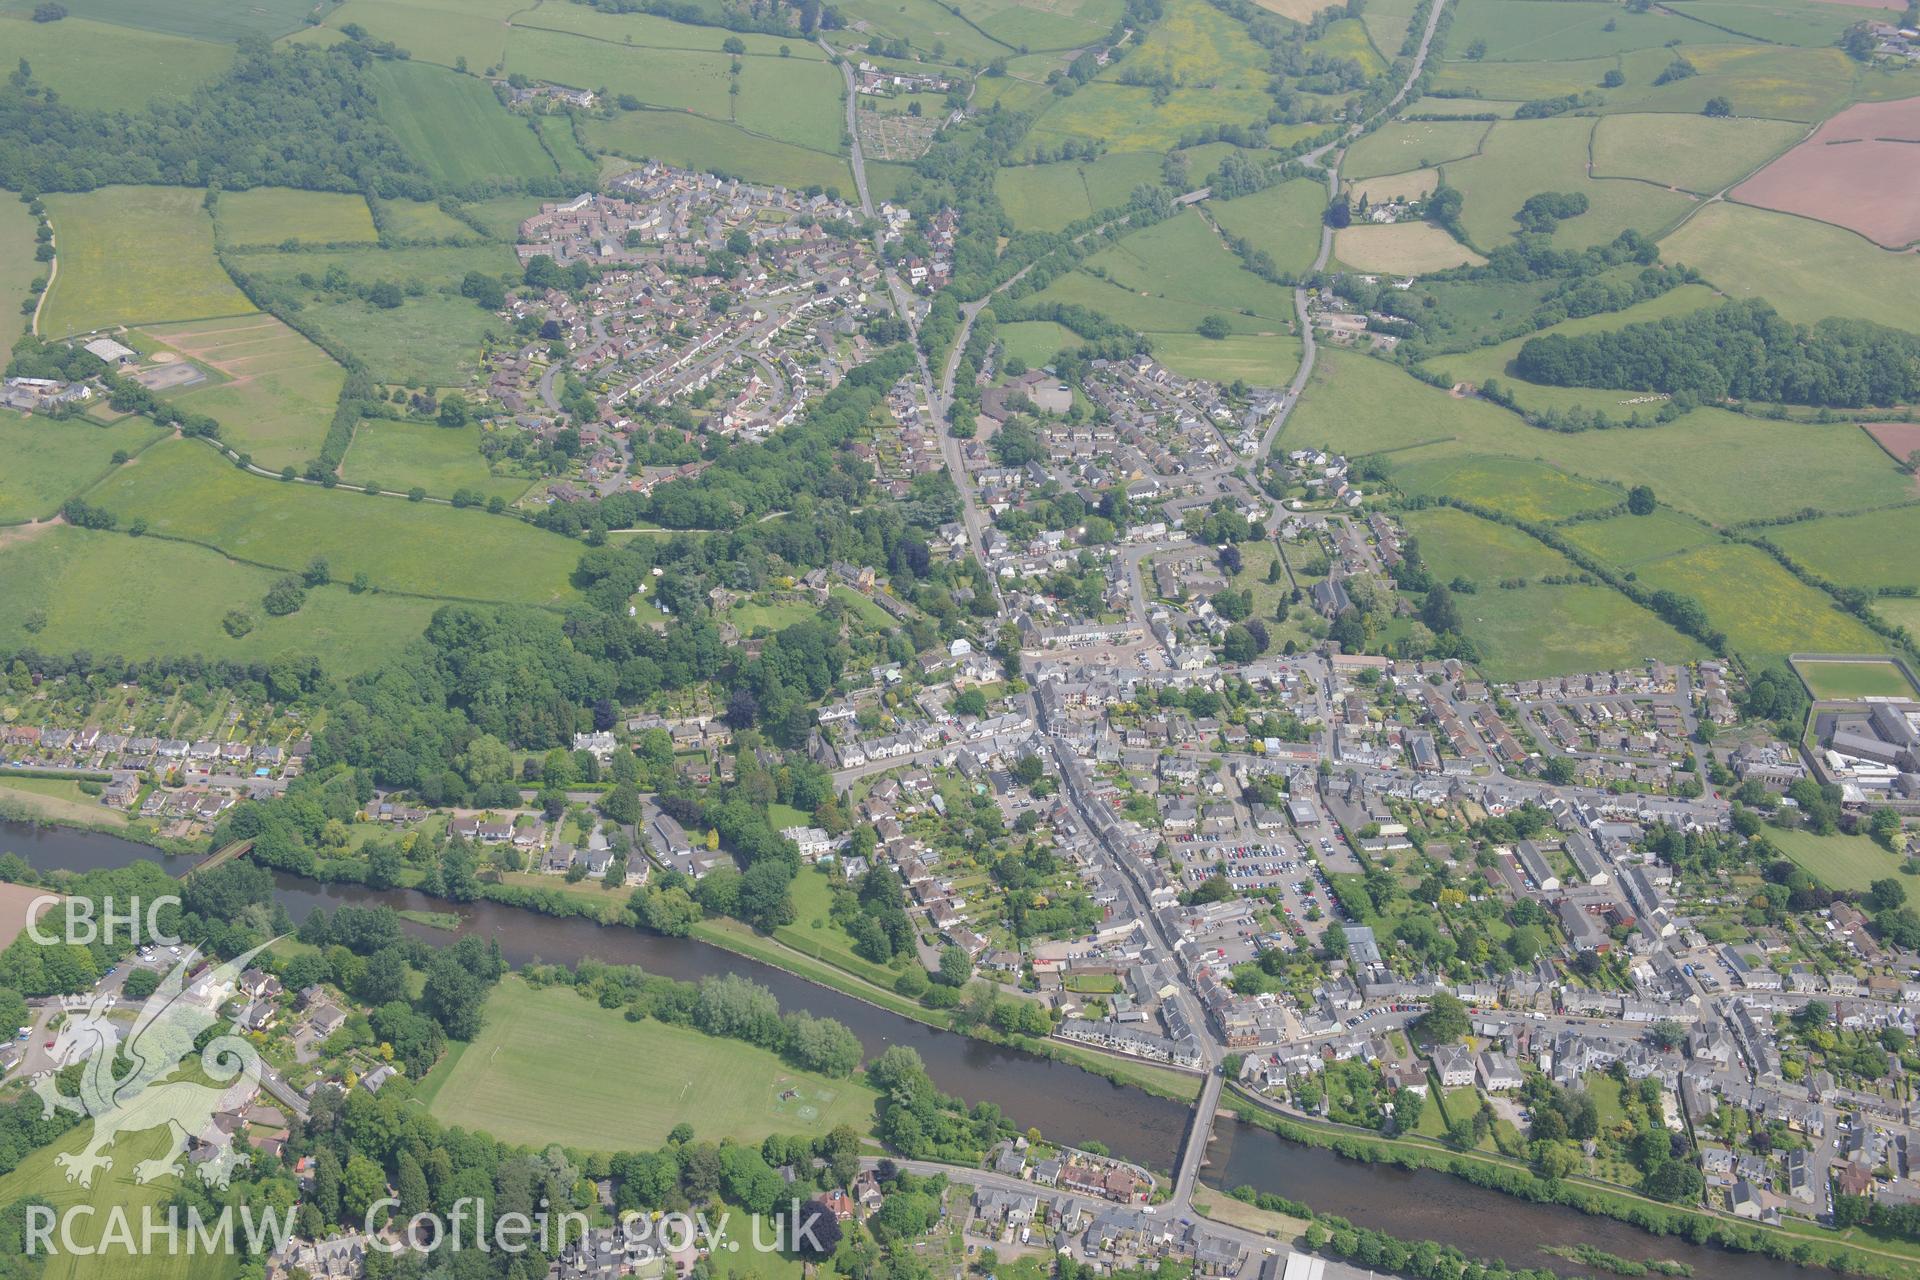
[1515,299,1920,408]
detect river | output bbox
[2,821,1190,1168]
[10,821,1848,1278]
[1203,1114,1818,1280]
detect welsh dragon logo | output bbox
[33,941,273,1190]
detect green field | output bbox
[1560,509,1717,568]
[0,524,439,674]
[506,25,846,152]
[342,421,532,502]
[1770,507,1920,593]
[225,244,518,386]
[773,867,905,989]
[291,0,524,70]
[1406,505,1585,584]
[1310,18,1387,75]
[1767,825,1905,893]
[1442,117,1697,250]
[0,417,166,524]
[997,153,1165,232]
[1343,120,1491,180]
[0,1122,244,1280]
[418,977,879,1150]
[41,187,255,337]
[1667,0,1902,46]
[0,14,234,111]
[1283,351,1916,527]
[1392,455,1621,522]
[1432,43,1896,121]
[1418,283,1723,415]
[0,196,39,332]
[1032,208,1298,337]
[1794,658,1917,701]
[1402,507,1707,678]
[1028,80,1276,154]
[85,438,582,605]
[1207,180,1327,277]
[459,195,549,241]
[1878,597,1920,641]
[366,60,559,190]
[143,315,348,472]
[1152,333,1303,385]
[586,111,855,194]
[998,321,1081,368]
[1661,201,1920,333]
[375,197,481,243]
[957,0,1126,48]
[213,188,377,248]
[1589,113,1805,195]
[1636,542,1881,661]
[1442,0,1722,60]
[834,0,1010,61]
[0,0,319,39]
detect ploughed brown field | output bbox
[1731,97,1920,248]
[1863,422,1920,492]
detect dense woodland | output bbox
[0,41,435,196]
[1515,299,1920,408]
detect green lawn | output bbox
[0,525,440,675]
[85,438,582,605]
[1769,506,1920,593]
[143,315,347,473]
[213,188,377,248]
[957,0,1125,49]
[341,421,532,502]
[1207,179,1327,277]
[1768,826,1905,894]
[1027,80,1273,154]
[288,0,524,71]
[1405,506,1578,584]
[1635,542,1881,663]
[366,59,559,189]
[998,321,1081,368]
[0,775,129,828]
[584,111,856,195]
[1793,659,1917,701]
[41,187,255,337]
[728,598,821,633]
[0,14,233,111]
[0,416,165,524]
[773,867,905,991]
[417,977,879,1150]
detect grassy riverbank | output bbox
[692,916,1206,1103]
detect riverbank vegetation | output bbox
[1224,1090,1915,1277]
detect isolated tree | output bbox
[1627,484,1657,515]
